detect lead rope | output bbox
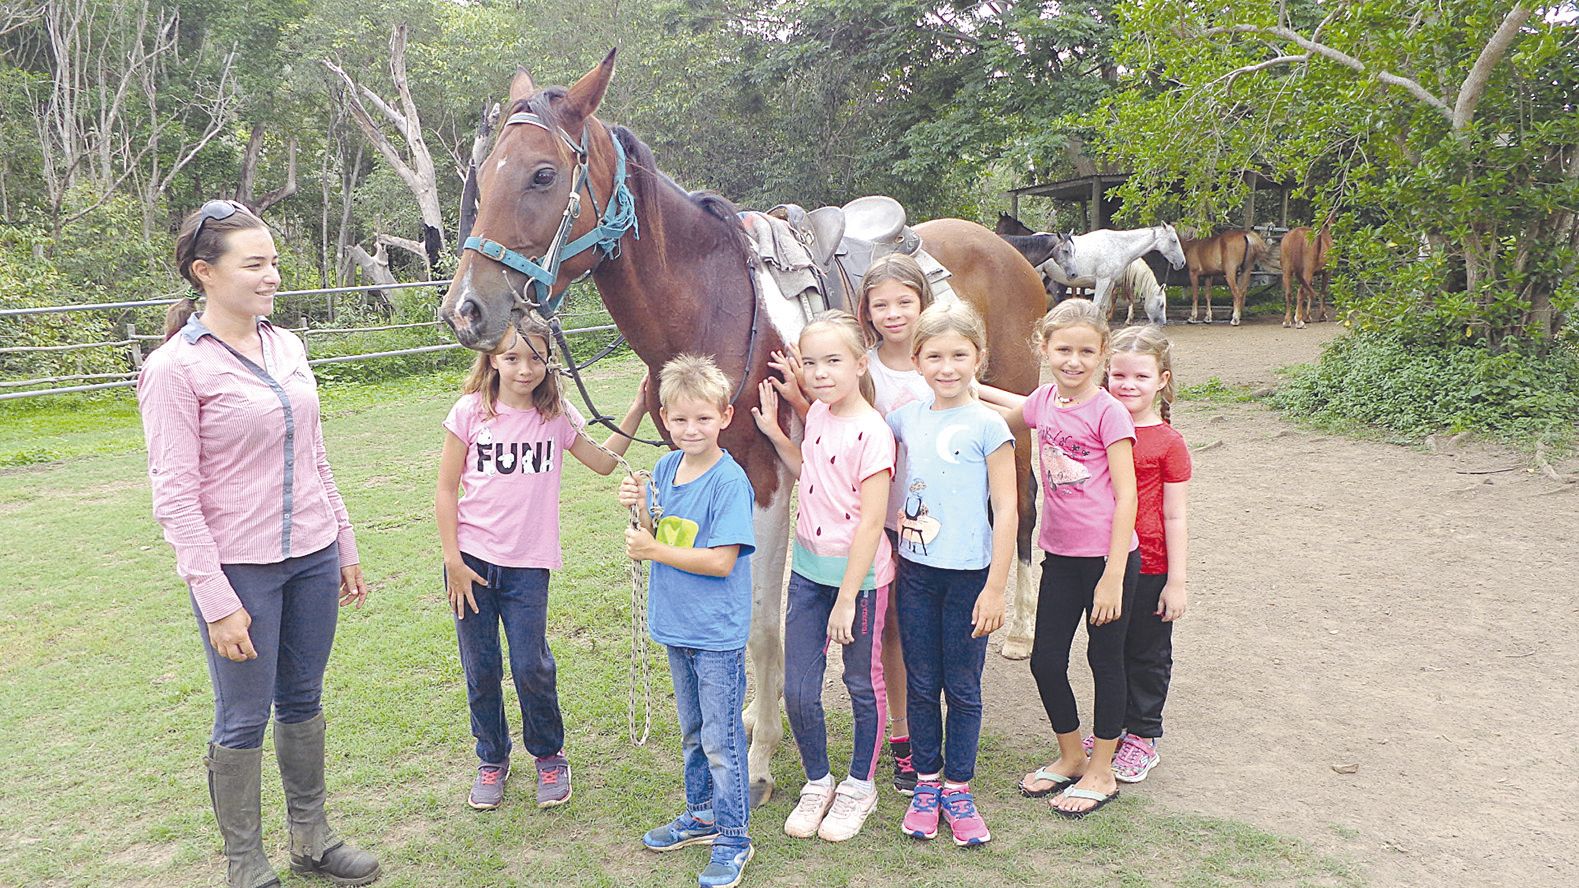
[568,410,658,747]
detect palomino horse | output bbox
[438,53,1050,806]
[1039,225,1187,316]
[1181,230,1268,327]
[1105,258,1167,326]
[1280,222,1333,327]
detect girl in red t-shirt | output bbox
[1102,325,1192,783]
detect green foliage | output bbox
[1270,332,1579,445]
[1094,0,1578,347]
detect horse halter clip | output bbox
[461,110,639,318]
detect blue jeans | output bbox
[666,646,750,846]
[194,543,340,749]
[783,572,888,782]
[896,560,990,783]
[451,554,564,763]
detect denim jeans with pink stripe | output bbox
[782,572,888,782]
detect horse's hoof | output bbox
[1230,317,1241,327]
[1296,321,1306,329]
[1282,320,1291,328]
[999,637,1033,661]
[1202,317,1214,324]
[1185,317,1201,325]
[749,777,774,809]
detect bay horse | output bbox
[438,52,1050,806]
[1181,230,1269,326]
[1280,222,1333,327]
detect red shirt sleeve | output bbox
[1162,429,1193,482]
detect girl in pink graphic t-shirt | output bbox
[435,315,646,811]
[753,310,894,843]
[979,298,1137,819]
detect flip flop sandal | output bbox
[1018,767,1078,799]
[1050,787,1119,820]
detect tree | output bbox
[1094,0,1577,347]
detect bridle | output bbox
[461,109,638,318]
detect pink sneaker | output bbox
[1113,735,1159,783]
[901,780,941,840]
[939,786,991,846]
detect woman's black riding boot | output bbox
[274,714,381,886]
[204,743,282,888]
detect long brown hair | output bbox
[855,253,933,349]
[164,201,267,341]
[1110,324,1178,423]
[461,314,565,419]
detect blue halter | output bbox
[462,111,639,317]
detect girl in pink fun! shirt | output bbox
[435,316,646,812]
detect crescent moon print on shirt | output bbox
[1040,428,1092,494]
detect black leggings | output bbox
[1029,550,1140,740]
[1124,572,1174,738]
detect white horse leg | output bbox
[743,485,790,808]
[1092,278,1114,317]
[999,554,1038,660]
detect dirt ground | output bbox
[981,318,1579,887]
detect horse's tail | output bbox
[1239,231,1269,281]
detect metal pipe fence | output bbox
[1,279,619,402]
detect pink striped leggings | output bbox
[782,572,888,782]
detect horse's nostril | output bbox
[457,298,481,322]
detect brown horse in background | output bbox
[1281,222,1333,327]
[1182,230,1268,326]
[438,52,1051,806]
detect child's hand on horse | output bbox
[766,346,809,413]
[625,525,657,561]
[445,556,486,620]
[751,380,785,438]
[971,585,1005,638]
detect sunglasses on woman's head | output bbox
[193,199,253,241]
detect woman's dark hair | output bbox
[163,200,268,341]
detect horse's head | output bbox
[1044,231,1076,278]
[995,213,1035,236]
[440,51,619,352]
[1157,222,1187,270]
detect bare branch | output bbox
[1204,54,1309,91]
[1201,23,1452,118]
[254,138,299,213]
[374,233,427,258]
[1452,3,1534,130]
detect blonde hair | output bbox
[658,353,732,412]
[800,309,877,406]
[911,301,989,377]
[461,314,565,419]
[856,253,933,348]
[1110,324,1178,423]
[1033,298,1111,354]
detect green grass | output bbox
[0,357,1360,887]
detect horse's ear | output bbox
[508,67,536,105]
[562,48,617,123]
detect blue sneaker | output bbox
[643,812,719,852]
[698,841,754,888]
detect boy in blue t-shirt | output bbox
[619,354,756,888]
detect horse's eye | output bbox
[532,168,556,187]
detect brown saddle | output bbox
[767,195,926,315]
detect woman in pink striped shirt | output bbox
[138,201,379,888]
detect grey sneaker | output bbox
[468,761,509,810]
[535,753,572,808]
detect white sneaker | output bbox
[816,784,878,842]
[783,781,835,838]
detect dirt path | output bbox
[983,318,1579,887]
